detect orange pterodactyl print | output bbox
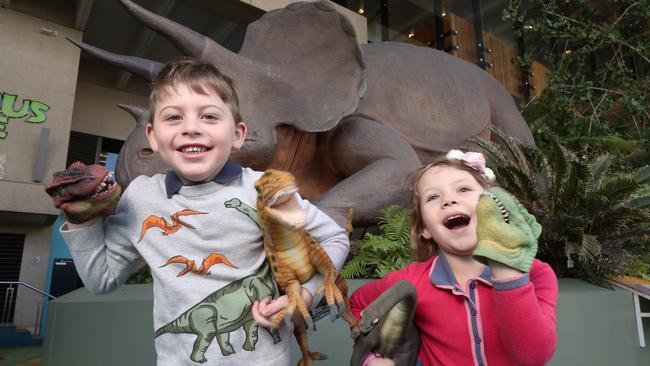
[160,253,238,277]
[138,209,207,243]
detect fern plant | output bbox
[342,205,414,279]
[471,128,650,286]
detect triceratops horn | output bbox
[117,104,150,127]
[119,0,242,66]
[68,38,162,81]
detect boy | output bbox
[46,58,350,366]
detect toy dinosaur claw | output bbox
[284,313,294,329]
[329,304,339,322]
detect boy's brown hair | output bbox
[148,57,242,123]
[405,157,491,261]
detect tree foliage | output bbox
[471,128,650,286]
[503,0,650,167]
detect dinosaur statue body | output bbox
[350,280,419,366]
[154,262,280,363]
[254,169,360,366]
[73,0,534,228]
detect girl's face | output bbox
[417,165,486,257]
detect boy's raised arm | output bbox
[45,163,142,294]
[298,195,350,302]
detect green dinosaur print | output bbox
[154,262,280,363]
[224,198,259,227]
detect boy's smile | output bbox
[418,165,485,257]
[146,84,247,184]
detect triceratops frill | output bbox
[73,0,533,227]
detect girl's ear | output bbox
[421,227,432,240]
[145,122,159,152]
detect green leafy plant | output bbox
[342,205,414,279]
[126,263,153,284]
[503,0,650,167]
[471,128,650,286]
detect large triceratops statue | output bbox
[76,0,533,227]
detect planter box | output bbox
[42,279,650,366]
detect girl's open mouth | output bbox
[443,214,470,230]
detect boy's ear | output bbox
[145,122,159,152]
[232,121,247,149]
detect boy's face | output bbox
[417,165,485,258]
[146,83,247,184]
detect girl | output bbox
[350,150,558,366]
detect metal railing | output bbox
[0,281,56,337]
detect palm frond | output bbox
[579,234,602,263]
[635,165,650,185]
[591,154,612,187]
[629,195,650,209]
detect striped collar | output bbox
[428,254,493,290]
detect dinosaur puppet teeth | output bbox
[485,191,510,224]
[268,186,298,207]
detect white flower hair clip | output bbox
[446,149,496,183]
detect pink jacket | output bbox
[350,255,558,366]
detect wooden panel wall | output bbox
[483,32,522,98]
[443,13,476,63]
[530,61,551,98]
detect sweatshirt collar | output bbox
[164,160,243,198]
[428,254,493,289]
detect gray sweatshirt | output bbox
[60,166,350,366]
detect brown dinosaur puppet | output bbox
[255,169,360,366]
[45,162,121,224]
[70,0,534,228]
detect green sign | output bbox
[0,92,51,139]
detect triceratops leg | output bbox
[317,118,421,227]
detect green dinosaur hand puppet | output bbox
[45,162,121,224]
[474,187,542,273]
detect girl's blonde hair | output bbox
[406,157,491,261]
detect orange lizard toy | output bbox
[255,169,360,366]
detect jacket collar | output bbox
[164,160,243,198]
[428,253,493,289]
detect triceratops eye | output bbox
[371,318,379,325]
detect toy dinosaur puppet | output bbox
[350,281,419,366]
[45,162,121,224]
[255,169,360,366]
[474,187,542,272]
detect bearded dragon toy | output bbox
[255,169,360,366]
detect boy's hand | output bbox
[252,288,313,328]
[474,187,542,273]
[45,162,121,224]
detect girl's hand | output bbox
[252,288,313,328]
[489,260,525,281]
[368,358,395,366]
